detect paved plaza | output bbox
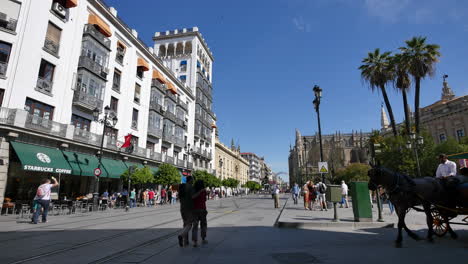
[0,195,467,264]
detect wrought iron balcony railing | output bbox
[73,89,103,112]
[78,56,108,79]
[147,126,163,138]
[43,38,60,56]
[36,77,53,94]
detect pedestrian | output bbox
[143,189,149,207]
[307,181,316,210]
[168,188,173,205]
[130,188,136,208]
[32,176,58,224]
[291,183,300,205]
[340,180,349,208]
[178,177,194,247]
[121,189,128,207]
[317,181,328,211]
[161,188,167,205]
[302,182,309,210]
[273,185,280,208]
[191,179,208,247]
[148,189,155,207]
[172,190,178,204]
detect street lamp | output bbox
[406,133,424,177]
[92,105,118,211]
[313,85,325,183]
[219,158,224,179]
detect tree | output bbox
[390,53,412,136]
[154,163,180,186]
[359,48,397,136]
[222,178,240,188]
[334,163,370,184]
[121,166,154,186]
[193,170,221,188]
[245,181,261,191]
[399,36,441,134]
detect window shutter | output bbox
[46,23,61,44]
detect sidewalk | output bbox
[277,197,423,229]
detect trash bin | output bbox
[350,181,372,222]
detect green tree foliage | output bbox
[192,170,221,187]
[245,181,261,191]
[222,178,240,188]
[154,163,180,186]
[334,163,371,183]
[121,166,154,185]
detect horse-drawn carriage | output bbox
[430,151,468,237]
[368,152,468,247]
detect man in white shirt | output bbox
[340,180,349,208]
[436,154,457,179]
[32,176,58,224]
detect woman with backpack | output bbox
[32,177,58,224]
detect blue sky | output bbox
[104,0,468,181]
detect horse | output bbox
[367,166,457,247]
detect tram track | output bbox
[7,198,256,264]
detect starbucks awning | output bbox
[448,152,468,159]
[10,142,72,174]
[62,151,107,177]
[124,161,144,170]
[101,158,127,179]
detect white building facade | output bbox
[240,152,262,183]
[0,0,211,205]
[153,28,216,173]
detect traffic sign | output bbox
[318,162,328,173]
[94,167,102,177]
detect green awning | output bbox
[10,142,72,174]
[448,152,468,159]
[101,158,127,179]
[149,166,159,174]
[124,161,144,170]
[62,151,106,177]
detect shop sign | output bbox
[23,165,71,174]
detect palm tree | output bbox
[390,53,412,136]
[359,49,397,136]
[399,37,441,134]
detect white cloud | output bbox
[364,0,410,23]
[292,16,311,32]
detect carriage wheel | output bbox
[432,210,448,237]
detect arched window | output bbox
[158,45,166,57]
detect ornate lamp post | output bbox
[313,85,325,183]
[406,133,424,177]
[219,158,224,180]
[92,105,118,211]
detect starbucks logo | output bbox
[37,153,51,163]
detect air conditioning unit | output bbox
[160,106,166,113]
[52,2,67,18]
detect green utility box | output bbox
[326,185,341,203]
[350,181,372,222]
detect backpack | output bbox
[36,186,45,198]
[319,184,326,194]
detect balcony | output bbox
[166,90,177,102]
[193,146,202,156]
[177,159,185,167]
[162,132,174,144]
[147,126,163,138]
[149,100,164,113]
[0,62,7,77]
[25,114,67,138]
[164,111,177,123]
[177,99,188,111]
[194,129,202,139]
[151,79,166,93]
[78,56,108,80]
[73,89,103,112]
[149,151,162,162]
[0,13,17,32]
[83,24,111,50]
[73,127,101,146]
[165,155,174,165]
[43,38,60,56]
[115,50,124,64]
[175,117,184,128]
[187,162,193,169]
[36,77,53,94]
[174,137,185,148]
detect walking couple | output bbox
[178,176,208,247]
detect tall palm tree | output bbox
[359,49,397,136]
[399,37,441,134]
[390,53,412,136]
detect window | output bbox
[131,135,139,147]
[176,107,185,121]
[148,112,162,130]
[0,0,20,32]
[71,114,91,131]
[81,38,108,67]
[76,71,105,99]
[116,42,125,64]
[0,41,12,77]
[165,99,175,114]
[179,75,186,83]
[105,127,118,142]
[175,126,184,140]
[38,59,55,82]
[457,129,465,141]
[0,89,4,107]
[132,108,138,129]
[439,133,446,142]
[112,69,121,91]
[136,67,144,79]
[134,83,141,104]
[180,60,187,72]
[146,141,155,152]
[110,96,118,114]
[163,119,174,136]
[150,88,164,106]
[25,98,54,120]
[44,22,61,55]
